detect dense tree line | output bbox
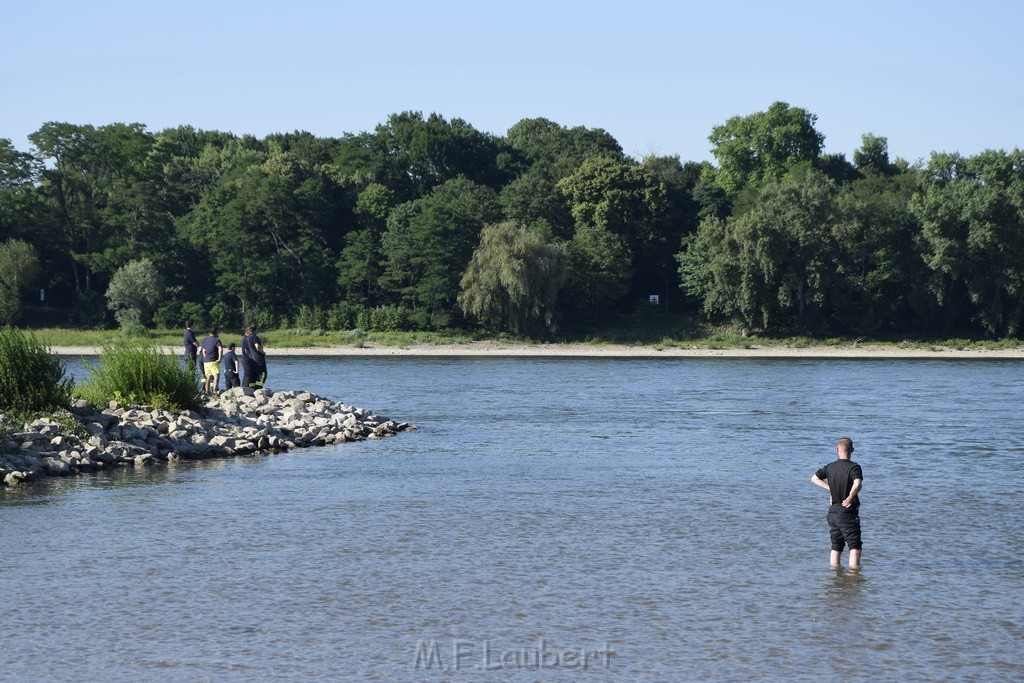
[1,104,1022,338]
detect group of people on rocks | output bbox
[183,320,268,394]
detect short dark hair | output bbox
[228,343,236,350]
[210,327,219,336]
[185,320,194,328]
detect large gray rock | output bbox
[44,458,71,476]
[21,454,44,469]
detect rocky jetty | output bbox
[0,386,414,487]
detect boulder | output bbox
[4,471,29,485]
[44,457,71,476]
[21,454,44,469]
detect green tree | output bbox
[0,139,46,258]
[265,130,340,166]
[0,138,40,190]
[834,170,929,332]
[557,156,668,309]
[708,102,825,196]
[679,171,844,331]
[336,183,396,306]
[185,152,344,321]
[0,239,42,324]
[566,223,634,310]
[458,221,568,335]
[379,177,501,326]
[642,155,709,306]
[499,161,574,239]
[333,112,505,201]
[853,133,898,177]
[150,125,243,214]
[28,122,172,296]
[912,150,1024,336]
[505,118,624,177]
[105,258,163,333]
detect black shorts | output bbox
[827,508,862,551]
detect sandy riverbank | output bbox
[50,341,1024,359]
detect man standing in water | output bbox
[811,437,863,568]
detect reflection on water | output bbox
[827,566,866,596]
[2,357,1023,681]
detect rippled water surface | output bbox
[2,357,1022,681]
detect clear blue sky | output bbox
[2,0,1021,164]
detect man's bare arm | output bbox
[841,478,862,508]
[811,474,832,504]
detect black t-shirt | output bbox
[200,336,222,363]
[184,329,198,356]
[244,333,264,363]
[222,350,238,374]
[815,459,863,511]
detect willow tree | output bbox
[458,221,567,336]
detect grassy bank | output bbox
[22,326,1024,353]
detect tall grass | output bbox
[0,327,74,413]
[77,339,202,412]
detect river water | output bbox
[1,357,1021,681]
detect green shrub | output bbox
[0,328,74,413]
[327,302,361,330]
[154,296,205,332]
[208,299,241,331]
[114,308,147,338]
[77,339,202,412]
[357,305,413,332]
[72,290,109,329]
[294,305,328,331]
[246,307,280,332]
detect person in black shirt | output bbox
[199,327,223,395]
[222,343,240,389]
[241,325,267,388]
[183,320,199,376]
[811,437,864,568]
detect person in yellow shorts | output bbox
[198,327,223,395]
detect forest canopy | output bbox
[1,104,1022,338]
